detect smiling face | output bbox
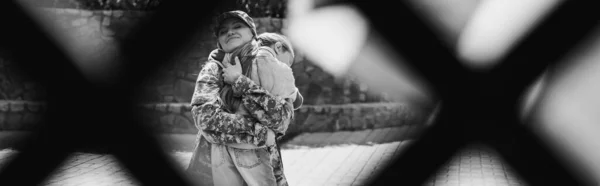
[217,18,254,53]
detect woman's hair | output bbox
[257,33,295,61]
[219,40,260,112]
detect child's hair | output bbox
[257,33,295,63]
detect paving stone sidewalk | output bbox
[0,127,525,186]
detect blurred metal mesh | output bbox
[0,0,597,185]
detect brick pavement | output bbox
[0,127,525,186]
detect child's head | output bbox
[213,10,257,53]
[257,32,295,66]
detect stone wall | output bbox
[0,101,46,131]
[0,8,388,105]
[0,58,46,101]
[0,8,432,134]
[145,15,389,105]
[0,101,430,134]
[138,102,430,135]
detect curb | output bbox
[0,125,427,152]
[0,101,434,148]
[139,102,433,134]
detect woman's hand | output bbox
[222,57,243,84]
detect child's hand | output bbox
[222,57,243,84]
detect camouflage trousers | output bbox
[186,135,288,186]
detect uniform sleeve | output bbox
[190,61,269,146]
[230,60,295,136]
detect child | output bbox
[206,33,303,148]
[212,33,303,114]
[255,32,303,110]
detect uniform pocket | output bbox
[233,148,270,169]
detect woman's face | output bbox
[217,18,253,53]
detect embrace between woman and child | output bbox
[186,10,303,186]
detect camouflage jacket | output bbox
[190,60,294,147]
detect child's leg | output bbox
[229,147,277,186]
[211,144,246,186]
